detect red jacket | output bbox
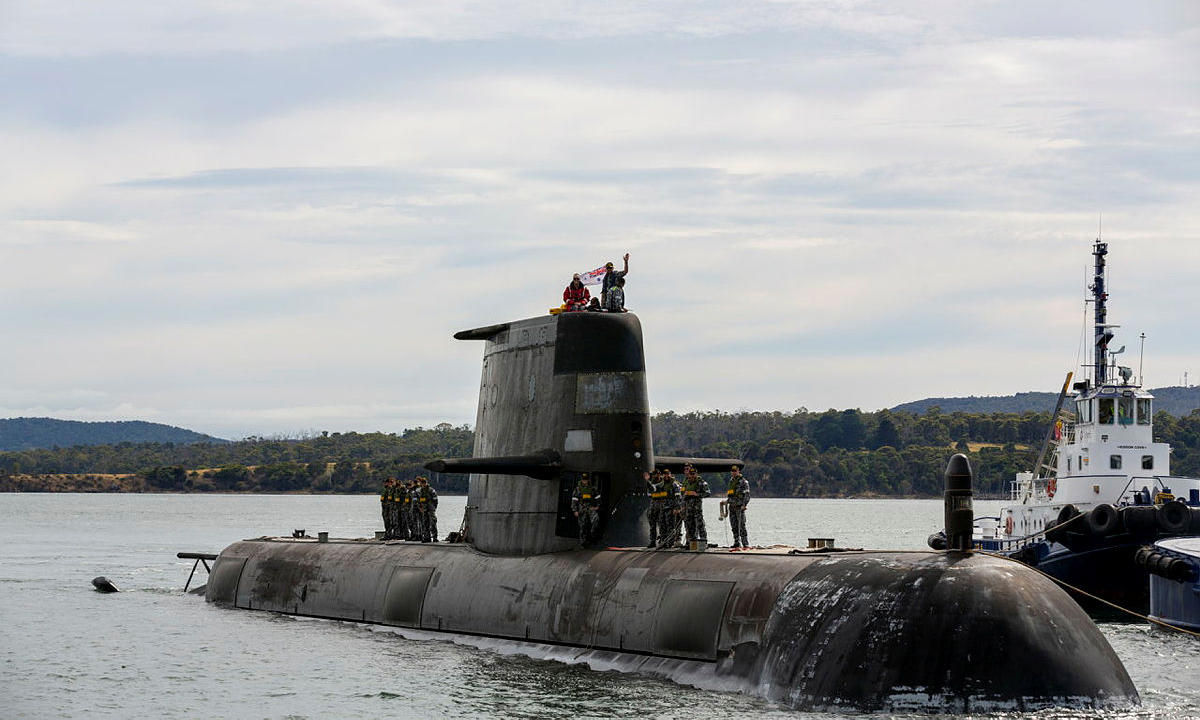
[563,283,590,310]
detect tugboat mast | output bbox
[1091,238,1111,385]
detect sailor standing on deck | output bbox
[646,470,668,548]
[571,473,602,547]
[394,478,411,541]
[380,479,395,539]
[415,476,438,542]
[387,478,404,540]
[402,480,418,540]
[660,470,684,548]
[724,466,751,548]
[682,464,710,546]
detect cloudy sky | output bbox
[3,1,1198,439]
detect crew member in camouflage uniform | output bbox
[394,478,411,540]
[388,478,405,540]
[682,464,710,546]
[659,470,685,549]
[571,473,602,547]
[380,479,395,539]
[725,465,751,548]
[403,480,418,540]
[646,470,668,548]
[415,476,439,542]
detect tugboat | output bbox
[932,237,1200,615]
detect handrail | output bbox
[177,551,217,592]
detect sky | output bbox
[2,1,1199,440]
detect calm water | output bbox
[2,494,1197,719]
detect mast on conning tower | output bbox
[1091,238,1112,385]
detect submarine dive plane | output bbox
[205,311,1138,712]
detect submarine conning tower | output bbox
[447,311,654,554]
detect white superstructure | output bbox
[982,239,1200,544]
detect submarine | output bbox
[205,310,1138,712]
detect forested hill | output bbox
[4,410,1199,498]
[893,392,1057,415]
[893,385,1200,417]
[0,418,225,452]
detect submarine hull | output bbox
[206,539,1137,712]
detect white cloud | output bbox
[2,1,1199,438]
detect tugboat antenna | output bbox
[1139,333,1146,386]
[1091,238,1111,385]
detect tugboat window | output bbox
[1142,455,1154,470]
[1098,398,1115,424]
[1137,398,1152,425]
[1118,398,1134,425]
[1079,401,1093,423]
[1110,455,1122,470]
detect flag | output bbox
[578,265,608,286]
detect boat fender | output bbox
[1156,500,1190,535]
[1158,555,1193,583]
[1045,504,1079,543]
[1086,503,1120,537]
[1134,545,1153,568]
[1135,546,1197,583]
[1004,515,1014,535]
[1120,505,1158,540]
[1056,504,1080,526]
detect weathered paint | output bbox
[207,539,1137,712]
[461,312,653,554]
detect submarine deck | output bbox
[243,536,863,555]
[205,533,1139,712]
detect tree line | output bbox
[2,409,1198,497]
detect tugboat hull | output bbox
[1034,540,1152,617]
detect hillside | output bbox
[5,409,1199,498]
[893,386,1200,417]
[0,417,225,452]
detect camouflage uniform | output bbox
[394,481,411,540]
[646,471,668,548]
[571,475,602,547]
[415,477,439,542]
[388,479,404,539]
[682,467,710,544]
[380,480,394,539]
[659,473,684,549]
[726,468,751,548]
[402,481,418,540]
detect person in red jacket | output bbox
[563,273,590,312]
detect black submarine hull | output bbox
[206,538,1137,712]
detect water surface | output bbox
[2,494,1196,719]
